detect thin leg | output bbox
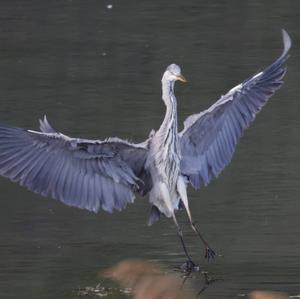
[190,222,216,261]
[177,177,216,261]
[158,181,200,271]
[172,214,199,273]
[172,215,191,260]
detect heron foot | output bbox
[180,259,200,274]
[204,246,216,261]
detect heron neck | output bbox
[160,79,178,134]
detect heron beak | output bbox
[176,74,187,83]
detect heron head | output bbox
[163,64,187,83]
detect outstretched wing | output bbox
[0,117,151,213]
[179,30,291,189]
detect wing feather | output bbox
[180,30,291,189]
[0,122,151,213]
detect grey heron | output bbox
[0,30,291,270]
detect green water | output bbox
[0,1,299,298]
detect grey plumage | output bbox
[0,30,291,235]
[0,122,149,213]
[180,30,291,189]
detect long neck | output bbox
[154,77,179,159]
[160,78,178,134]
[152,77,180,176]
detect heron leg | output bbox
[172,214,199,273]
[159,181,199,272]
[172,214,191,260]
[177,177,216,261]
[190,222,216,261]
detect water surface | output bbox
[0,1,300,298]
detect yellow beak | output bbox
[176,74,187,83]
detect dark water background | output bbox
[0,1,299,298]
